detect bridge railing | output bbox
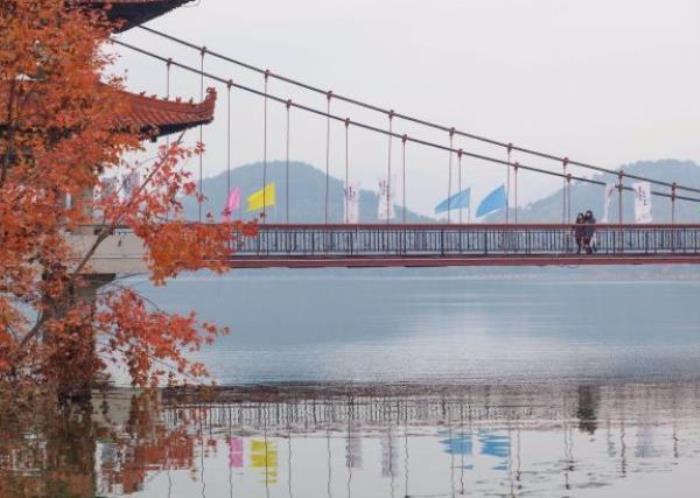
[237,224,700,257]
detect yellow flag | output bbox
[247,183,276,212]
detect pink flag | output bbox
[222,187,241,221]
[229,437,244,468]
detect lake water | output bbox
[3,265,700,497]
[134,265,700,385]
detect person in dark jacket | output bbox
[574,213,586,254]
[583,210,597,254]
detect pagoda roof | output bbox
[82,0,195,32]
[0,83,217,139]
[117,87,217,137]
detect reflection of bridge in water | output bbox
[157,382,700,433]
[96,382,699,497]
[4,382,700,497]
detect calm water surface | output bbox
[136,265,700,385]
[3,265,700,497]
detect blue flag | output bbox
[476,185,506,218]
[435,188,470,214]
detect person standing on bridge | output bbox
[583,210,597,254]
[574,213,586,254]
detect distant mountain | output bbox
[185,159,700,224]
[184,161,434,223]
[486,159,700,223]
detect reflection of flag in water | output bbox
[346,430,363,469]
[440,434,473,455]
[438,430,474,470]
[250,439,278,484]
[229,437,243,468]
[635,425,660,458]
[380,431,397,478]
[479,431,510,471]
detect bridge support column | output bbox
[47,272,115,400]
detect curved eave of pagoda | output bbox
[119,87,217,139]
[83,0,195,32]
[0,82,217,139]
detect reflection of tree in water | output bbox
[0,396,96,498]
[0,390,203,498]
[576,385,600,434]
[97,393,199,495]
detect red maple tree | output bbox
[0,0,256,397]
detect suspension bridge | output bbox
[74,1,700,271]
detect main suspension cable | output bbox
[113,39,700,206]
[130,26,700,196]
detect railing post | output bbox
[526,228,531,255]
[644,229,649,255]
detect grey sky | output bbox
[115,0,700,216]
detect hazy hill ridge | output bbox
[486,159,700,223]
[186,159,700,223]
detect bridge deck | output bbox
[72,223,700,273]
[230,254,700,268]
[232,223,700,267]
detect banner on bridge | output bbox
[632,181,652,224]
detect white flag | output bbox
[632,181,652,223]
[97,177,119,201]
[377,179,395,221]
[344,182,360,224]
[602,183,616,223]
[122,171,141,200]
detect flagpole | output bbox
[458,149,463,224]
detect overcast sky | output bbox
[114,0,700,216]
